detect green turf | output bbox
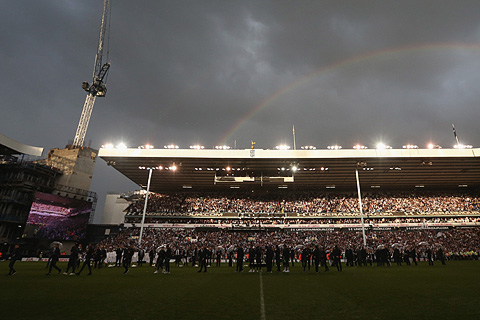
[1,261,479,319]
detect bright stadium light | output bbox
[376,143,391,150]
[454,144,473,149]
[190,145,205,149]
[138,144,154,149]
[428,143,442,149]
[327,145,342,150]
[116,143,127,150]
[215,145,231,150]
[353,144,367,150]
[291,166,298,172]
[275,145,291,150]
[301,146,316,150]
[102,143,114,149]
[164,144,179,149]
[402,144,418,149]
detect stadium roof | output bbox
[0,134,44,157]
[99,148,480,192]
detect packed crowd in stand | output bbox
[25,213,89,240]
[125,192,480,217]
[30,202,72,216]
[124,216,480,225]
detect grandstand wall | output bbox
[100,193,131,225]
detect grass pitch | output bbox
[1,261,479,319]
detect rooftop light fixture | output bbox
[327,145,342,150]
[353,144,367,150]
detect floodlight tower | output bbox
[72,0,112,147]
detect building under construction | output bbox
[0,135,97,254]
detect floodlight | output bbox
[376,143,391,150]
[454,144,473,149]
[117,143,127,150]
[327,145,342,150]
[428,143,442,149]
[353,144,367,150]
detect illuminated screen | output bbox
[24,192,92,240]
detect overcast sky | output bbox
[2,1,480,221]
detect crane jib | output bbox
[73,0,112,148]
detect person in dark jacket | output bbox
[437,247,446,265]
[426,248,434,266]
[123,244,134,274]
[65,243,79,275]
[46,243,61,275]
[149,248,155,267]
[198,247,208,273]
[255,246,263,272]
[236,246,244,272]
[275,245,282,272]
[7,244,21,275]
[115,247,123,267]
[248,246,255,272]
[138,247,145,267]
[164,245,172,274]
[216,249,222,267]
[154,247,165,274]
[320,247,329,272]
[302,246,312,271]
[77,243,94,275]
[345,247,354,267]
[283,246,290,272]
[265,246,274,273]
[313,245,321,272]
[228,250,233,267]
[332,245,342,272]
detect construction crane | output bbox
[72,0,112,148]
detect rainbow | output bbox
[217,43,480,145]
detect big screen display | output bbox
[24,192,92,240]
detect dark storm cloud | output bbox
[2,1,480,221]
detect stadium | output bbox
[98,146,480,249]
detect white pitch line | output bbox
[260,271,266,320]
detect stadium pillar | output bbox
[139,167,153,246]
[355,169,367,247]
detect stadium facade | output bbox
[98,147,480,230]
[99,147,480,191]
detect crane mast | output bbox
[73,0,111,148]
